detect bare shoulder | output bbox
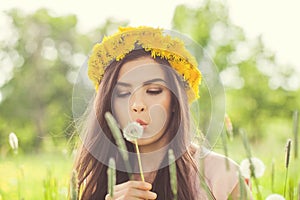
[191,144,241,199]
[190,143,240,174]
[190,144,253,199]
[204,150,240,175]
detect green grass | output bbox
[0,134,299,200]
[0,151,73,200]
[215,134,300,199]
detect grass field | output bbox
[0,135,299,200]
[0,151,73,200]
[215,135,300,200]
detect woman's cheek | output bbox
[113,100,129,129]
[149,104,168,133]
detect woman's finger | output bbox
[114,181,152,192]
[114,187,157,200]
[105,194,112,200]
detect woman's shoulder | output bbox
[190,143,241,199]
[205,151,248,199]
[190,143,239,170]
[203,150,240,179]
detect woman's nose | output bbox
[131,103,146,113]
[130,92,146,113]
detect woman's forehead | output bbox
[117,58,169,86]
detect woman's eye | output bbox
[147,88,163,95]
[116,91,131,98]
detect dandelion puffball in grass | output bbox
[123,122,143,142]
[240,157,265,179]
[9,132,18,150]
[265,194,285,200]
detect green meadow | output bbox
[1,133,299,199]
[0,151,73,200]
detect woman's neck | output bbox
[132,171,157,184]
[137,130,170,153]
[132,132,170,177]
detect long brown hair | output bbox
[73,49,209,199]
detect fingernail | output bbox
[145,182,152,189]
[151,192,157,199]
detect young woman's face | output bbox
[112,56,172,147]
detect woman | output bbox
[73,26,252,199]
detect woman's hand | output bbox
[105,181,157,200]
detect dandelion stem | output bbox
[134,139,144,182]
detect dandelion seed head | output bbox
[123,122,143,141]
[265,194,285,200]
[240,157,265,178]
[9,132,18,150]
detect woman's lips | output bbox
[136,119,148,128]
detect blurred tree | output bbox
[172,0,300,140]
[0,9,127,152]
[1,2,298,152]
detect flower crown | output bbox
[88,26,202,103]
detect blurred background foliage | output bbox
[0,9,127,153]
[0,1,299,199]
[0,1,299,154]
[172,2,299,143]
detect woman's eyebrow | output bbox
[143,78,167,85]
[116,82,131,87]
[116,78,167,87]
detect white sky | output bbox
[0,0,299,70]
